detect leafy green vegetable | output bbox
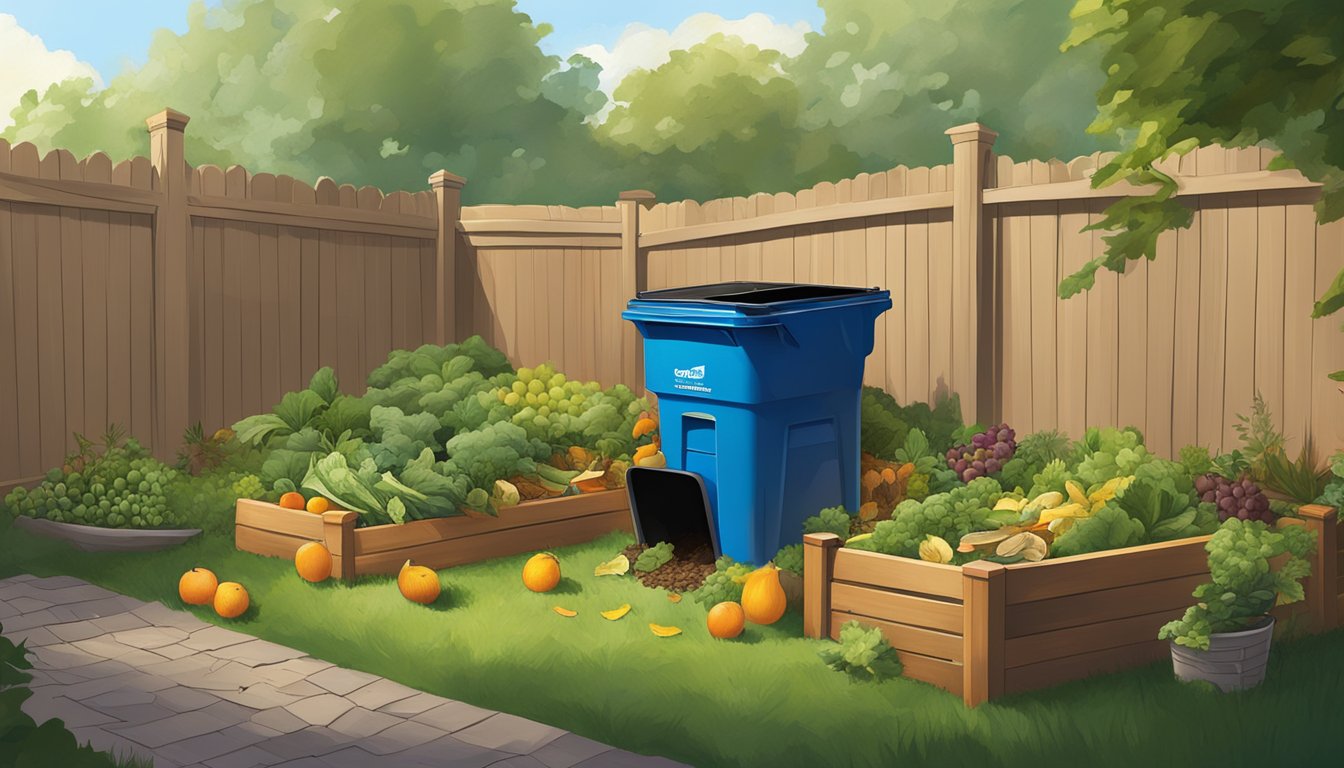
[1160,519,1316,650]
[1051,504,1146,558]
[1178,445,1216,477]
[803,506,853,539]
[860,387,964,459]
[1027,459,1074,499]
[300,451,393,524]
[1260,439,1330,504]
[367,406,442,473]
[854,478,1002,558]
[997,429,1074,492]
[818,620,903,681]
[635,541,675,573]
[773,543,804,576]
[375,448,466,520]
[1074,427,1152,487]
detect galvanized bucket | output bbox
[1169,616,1275,692]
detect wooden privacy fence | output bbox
[3,108,1344,491]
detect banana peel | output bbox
[1065,481,1089,507]
[649,623,682,637]
[601,604,632,621]
[994,497,1027,513]
[552,606,578,617]
[1038,502,1087,524]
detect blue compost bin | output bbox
[622,282,891,565]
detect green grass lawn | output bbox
[2,514,1342,768]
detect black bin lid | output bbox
[634,281,879,306]
[625,467,720,558]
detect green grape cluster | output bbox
[231,473,266,501]
[486,364,648,457]
[5,442,180,529]
[693,556,753,607]
[857,477,1003,558]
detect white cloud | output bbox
[0,14,101,129]
[575,12,810,100]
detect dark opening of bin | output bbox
[625,467,718,562]
[635,281,876,306]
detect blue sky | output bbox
[0,0,825,80]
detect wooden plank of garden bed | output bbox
[895,649,963,697]
[1002,638,1169,696]
[831,547,963,600]
[1003,607,1187,669]
[831,610,963,663]
[352,491,629,555]
[235,500,326,539]
[352,509,632,574]
[1004,572,1207,638]
[1003,536,1211,604]
[235,526,315,560]
[830,582,963,634]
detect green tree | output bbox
[595,33,861,200]
[1058,0,1344,320]
[2,0,624,204]
[788,0,1110,171]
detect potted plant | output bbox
[1158,518,1316,691]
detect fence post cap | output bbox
[945,122,997,145]
[428,170,466,190]
[145,109,190,132]
[1297,504,1338,523]
[618,189,656,202]
[321,510,359,526]
[803,532,841,547]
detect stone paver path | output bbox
[0,575,686,768]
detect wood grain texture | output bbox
[830,610,963,662]
[831,547,964,600]
[830,581,963,634]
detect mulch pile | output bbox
[620,542,716,593]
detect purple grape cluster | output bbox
[946,423,1016,483]
[1196,473,1272,523]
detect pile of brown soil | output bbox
[620,542,716,593]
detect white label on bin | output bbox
[673,364,711,393]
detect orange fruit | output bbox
[522,552,561,593]
[305,496,330,515]
[398,560,441,605]
[741,566,787,625]
[178,567,218,606]
[278,492,306,510]
[707,601,746,639]
[213,582,250,618]
[294,542,333,583]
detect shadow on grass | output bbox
[547,577,584,596]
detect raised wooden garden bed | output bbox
[235,490,633,580]
[803,505,1339,706]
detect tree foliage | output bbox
[3,0,1111,206]
[1058,0,1344,306]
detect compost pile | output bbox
[620,542,717,592]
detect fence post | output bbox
[429,170,466,346]
[945,123,997,425]
[962,559,1006,706]
[146,108,195,460]
[1296,505,1339,632]
[617,190,655,390]
[803,532,841,639]
[322,510,358,582]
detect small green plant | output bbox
[773,544,803,576]
[693,556,752,607]
[818,621,903,681]
[1178,445,1216,477]
[803,506,853,539]
[1260,439,1331,504]
[634,541,674,573]
[1233,391,1286,481]
[1159,519,1316,651]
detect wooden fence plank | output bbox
[1282,196,1316,456]
[1197,201,1229,450]
[1005,572,1207,638]
[34,206,66,467]
[239,222,262,415]
[831,548,963,600]
[277,226,302,393]
[1086,201,1119,429]
[1116,251,1148,434]
[1029,201,1058,431]
[222,221,244,425]
[1172,200,1202,450]
[830,582,963,634]
[105,212,132,440]
[928,208,954,402]
[257,224,281,408]
[1004,536,1211,604]
[885,215,907,402]
[1254,197,1287,447]
[1145,227,1179,456]
[1004,607,1188,668]
[0,204,18,477]
[1222,193,1259,449]
[59,208,84,444]
[129,218,154,442]
[1313,219,1344,452]
[1056,201,1090,439]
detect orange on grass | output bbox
[178,567,218,606]
[294,542,333,583]
[522,552,561,593]
[707,601,746,639]
[213,582,250,619]
[398,560,441,605]
[305,496,330,515]
[278,492,306,510]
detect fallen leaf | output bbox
[601,604,632,621]
[552,606,577,617]
[859,501,879,521]
[918,535,954,563]
[649,623,682,637]
[593,554,630,577]
[667,593,682,603]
